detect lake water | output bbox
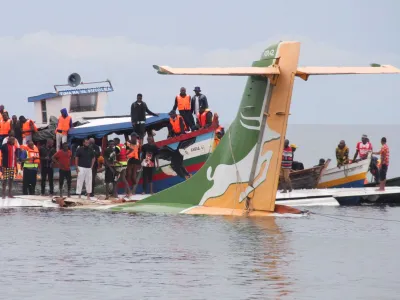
[1,205,399,299]
[2,124,399,299]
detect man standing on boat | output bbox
[55,108,72,151]
[191,87,208,117]
[1,136,18,199]
[281,139,293,193]
[75,139,95,199]
[373,137,389,191]
[11,115,22,145]
[336,140,349,168]
[0,112,12,145]
[20,116,38,145]
[52,142,72,197]
[20,140,40,195]
[353,134,373,161]
[130,93,159,143]
[88,138,101,197]
[39,139,56,196]
[172,87,195,131]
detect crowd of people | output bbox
[335,134,390,191]
[280,134,390,193]
[0,86,225,200]
[130,87,224,140]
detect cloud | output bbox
[0,32,399,125]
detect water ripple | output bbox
[0,206,399,299]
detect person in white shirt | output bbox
[191,86,209,117]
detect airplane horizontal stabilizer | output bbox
[296,65,400,81]
[152,65,280,76]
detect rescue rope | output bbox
[227,129,245,215]
[307,210,400,223]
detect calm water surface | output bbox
[1,206,399,299]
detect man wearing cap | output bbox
[172,87,195,131]
[131,93,158,142]
[191,87,209,117]
[353,134,373,161]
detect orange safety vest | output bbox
[56,115,71,135]
[22,119,38,138]
[126,141,139,159]
[21,144,40,168]
[176,94,191,111]
[215,126,224,134]
[170,115,186,134]
[196,109,211,128]
[0,119,11,135]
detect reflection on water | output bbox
[1,206,399,299]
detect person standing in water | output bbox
[88,138,101,197]
[126,133,141,194]
[39,139,56,196]
[1,136,18,198]
[141,135,159,194]
[21,140,40,195]
[114,137,131,198]
[52,142,72,197]
[103,140,117,199]
[75,139,95,199]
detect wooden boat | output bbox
[317,153,372,189]
[67,113,221,195]
[278,159,331,190]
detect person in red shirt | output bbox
[1,136,18,198]
[353,134,373,161]
[52,142,72,197]
[373,137,389,191]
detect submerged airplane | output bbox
[109,41,400,216]
[11,41,400,215]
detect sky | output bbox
[0,0,399,125]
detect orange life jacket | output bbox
[21,144,40,168]
[196,109,212,128]
[116,143,128,162]
[56,115,71,135]
[126,141,139,159]
[176,94,191,110]
[170,115,186,134]
[215,126,224,134]
[0,119,11,135]
[22,119,38,138]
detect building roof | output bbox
[68,113,170,140]
[27,92,59,103]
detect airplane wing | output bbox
[296,65,400,81]
[153,65,280,76]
